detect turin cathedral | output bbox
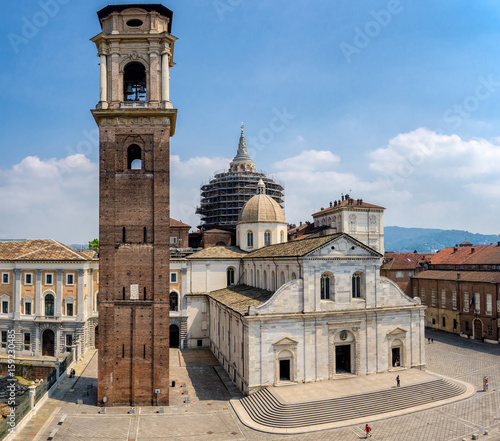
[92,4,426,404]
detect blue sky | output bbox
[2,0,500,243]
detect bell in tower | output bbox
[91,4,177,407]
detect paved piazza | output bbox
[13,329,500,441]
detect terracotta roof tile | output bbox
[0,240,94,262]
[187,246,247,260]
[413,270,500,283]
[382,252,428,270]
[312,199,384,216]
[430,244,500,266]
[207,285,274,315]
[170,218,191,228]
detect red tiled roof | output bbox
[0,239,95,261]
[170,218,191,228]
[312,199,384,216]
[413,270,500,283]
[381,252,428,270]
[430,244,500,266]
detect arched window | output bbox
[291,272,297,280]
[127,144,142,170]
[280,271,285,286]
[247,231,253,248]
[256,270,260,288]
[169,292,179,312]
[250,268,254,286]
[271,270,276,291]
[352,271,364,298]
[227,267,235,286]
[280,231,285,243]
[123,62,147,101]
[263,270,268,290]
[264,230,271,247]
[45,293,54,316]
[321,272,334,300]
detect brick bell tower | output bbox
[91,4,177,406]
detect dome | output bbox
[239,194,286,224]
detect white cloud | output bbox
[274,149,341,172]
[0,154,98,244]
[369,127,500,179]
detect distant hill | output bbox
[385,226,500,253]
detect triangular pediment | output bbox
[306,234,382,258]
[273,336,299,346]
[387,327,407,336]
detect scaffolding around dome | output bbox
[196,125,285,231]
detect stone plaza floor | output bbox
[12,329,500,440]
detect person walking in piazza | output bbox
[396,375,400,387]
[365,423,372,438]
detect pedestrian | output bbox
[396,375,400,387]
[431,337,434,343]
[428,337,431,344]
[365,423,372,438]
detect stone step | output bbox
[239,378,466,428]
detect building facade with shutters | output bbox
[0,239,99,360]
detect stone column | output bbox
[149,50,160,104]
[87,269,94,316]
[35,327,40,356]
[110,42,121,105]
[29,382,36,409]
[35,270,42,317]
[161,52,171,108]
[99,53,108,108]
[77,269,85,320]
[13,269,21,319]
[56,270,63,316]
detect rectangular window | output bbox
[170,237,177,244]
[2,273,9,284]
[453,319,458,329]
[24,333,30,351]
[463,292,469,312]
[431,290,436,307]
[170,272,177,283]
[452,292,457,310]
[66,334,73,347]
[66,273,74,285]
[24,273,33,285]
[396,271,403,279]
[475,293,480,313]
[25,302,32,315]
[66,303,74,316]
[465,321,469,331]
[421,288,425,303]
[2,302,8,314]
[487,324,493,336]
[1,331,6,348]
[441,290,446,309]
[197,339,202,347]
[442,316,446,327]
[45,273,53,285]
[486,294,492,315]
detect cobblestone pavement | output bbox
[13,329,500,440]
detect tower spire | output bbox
[229,122,256,172]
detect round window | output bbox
[127,19,143,27]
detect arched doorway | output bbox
[42,329,55,357]
[169,324,180,348]
[473,319,483,340]
[94,325,99,349]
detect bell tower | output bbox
[91,4,177,406]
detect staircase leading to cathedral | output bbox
[235,378,467,431]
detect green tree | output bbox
[88,238,99,252]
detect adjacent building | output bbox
[0,239,99,359]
